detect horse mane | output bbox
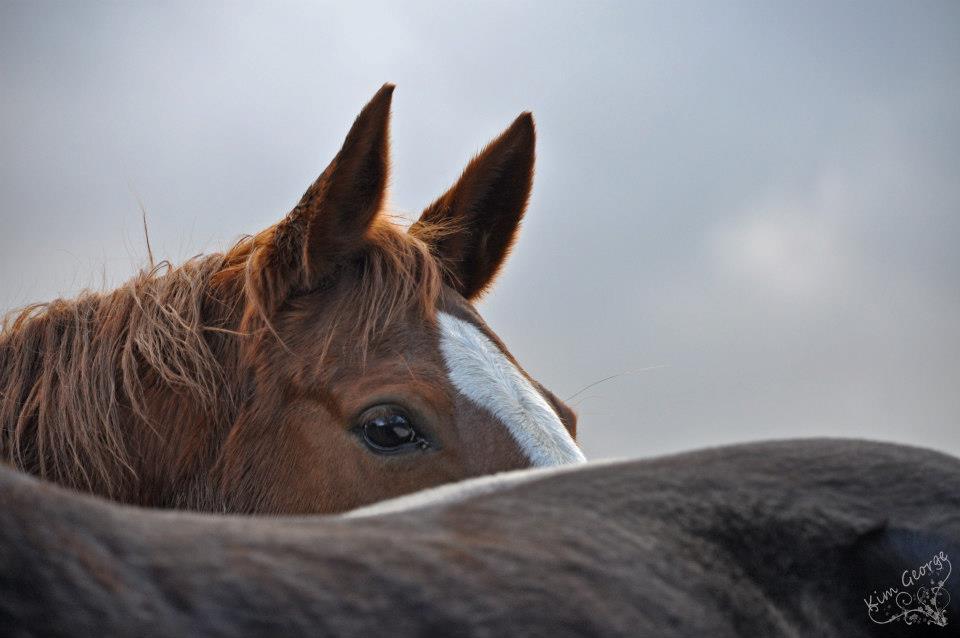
[0,216,445,497]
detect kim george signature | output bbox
[864,550,951,627]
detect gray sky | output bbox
[2,1,958,460]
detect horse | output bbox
[0,84,585,514]
[1,438,957,637]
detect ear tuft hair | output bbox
[259,84,395,307]
[410,112,536,299]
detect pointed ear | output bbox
[267,84,393,298]
[410,113,535,299]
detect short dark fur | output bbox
[2,439,957,636]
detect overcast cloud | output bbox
[1,1,958,460]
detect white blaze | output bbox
[437,312,587,467]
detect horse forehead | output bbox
[435,311,586,467]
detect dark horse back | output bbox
[1,438,958,637]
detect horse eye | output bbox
[360,410,429,454]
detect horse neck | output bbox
[0,260,247,508]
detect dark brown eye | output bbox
[359,409,430,454]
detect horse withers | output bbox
[0,84,584,513]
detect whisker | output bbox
[564,366,668,402]
[569,394,603,408]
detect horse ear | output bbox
[269,84,393,294]
[410,113,535,300]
